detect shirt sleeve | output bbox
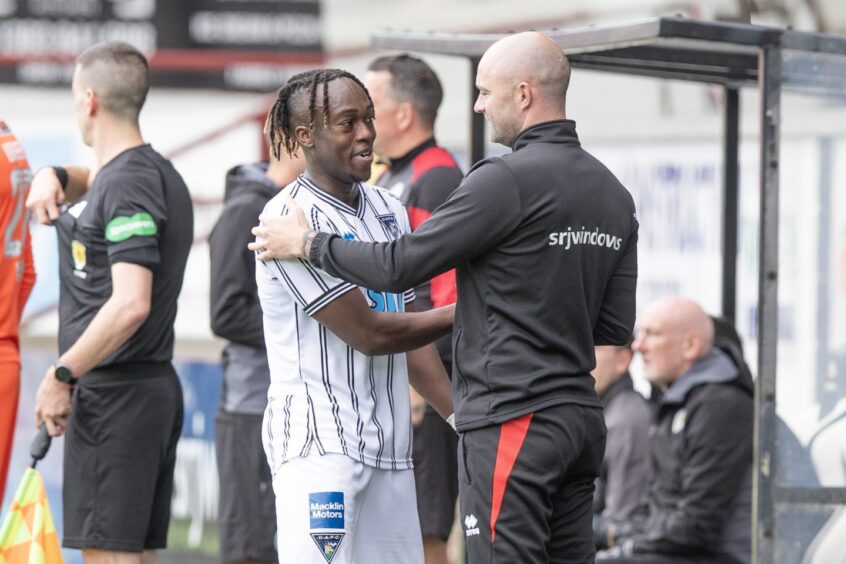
[263,197,357,316]
[99,164,167,269]
[314,157,522,292]
[594,211,638,346]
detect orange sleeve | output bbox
[17,222,35,317]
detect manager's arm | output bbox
[253,159,521,292]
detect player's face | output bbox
[365,70,401,159]
[71,66,94,147]
[473,59,522,147]
[309,78,376,187]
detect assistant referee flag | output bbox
[0,467,62,563]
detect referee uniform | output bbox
[309,120,639,563]
[56,144,193,551]
[257,176,421,564]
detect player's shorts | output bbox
[216,408,277,563]
[458,403,606,564]
[270,452,423,564]
[412,408,458,540]
[63,362,183,552]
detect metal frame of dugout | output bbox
[371,17,846,563]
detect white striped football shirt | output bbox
[257,175,416,472]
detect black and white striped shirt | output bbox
[257,176,415,471]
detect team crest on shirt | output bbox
[671,408,688,434]
[310,532,345,563]
[377,214,399,239]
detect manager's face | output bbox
[473,58,522,147]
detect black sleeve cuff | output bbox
[309,231,334,269]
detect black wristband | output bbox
[51,166,69,191]
[309,231,332,268]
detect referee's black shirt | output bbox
[312,120,638,431]
[56,144,193,367]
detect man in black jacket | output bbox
[597,298,753,564]
[209,150,303,563]
[251,31,637,564]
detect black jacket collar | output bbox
[512,120,580,152]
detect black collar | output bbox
[511,120,579,152]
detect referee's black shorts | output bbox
[63,362,183,552]
[458,403,606,564]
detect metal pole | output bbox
[722,87,740,320]
[468,57,485,165]
[815,138,833,415]
[753,43,781,564]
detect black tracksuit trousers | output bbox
[458,403,606,563]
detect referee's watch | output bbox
[54,362,78,386]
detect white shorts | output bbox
[271,453,424,564]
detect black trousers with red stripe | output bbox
[458,403,606,564]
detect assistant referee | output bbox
[252,32,638,564]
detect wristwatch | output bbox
[54,362,78,386]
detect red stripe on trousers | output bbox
[490,413,533,542]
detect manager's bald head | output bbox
[473,31,571,146]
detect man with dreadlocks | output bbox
[254,69,455,564]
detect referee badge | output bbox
[671,408,688,434]
[377,214,399,239]
[71,240,86,271]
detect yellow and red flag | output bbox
[0,468,62,563]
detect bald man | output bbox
[28,42,192,564]
[250,32,639,563]
[597,298,753,564]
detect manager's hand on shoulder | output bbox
[27,167,65,225]
[248,193,312,261]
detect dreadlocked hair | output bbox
[265,68,372,160]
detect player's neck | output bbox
[304,170,360,208]
[92,118,145,168]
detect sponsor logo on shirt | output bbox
[105,212,157,242]
[309,491,344,529]
[464,514,480,537]
[377,214,399,239]
[310,532,344,563]
[343,232,356,240]
[548,226,622,251]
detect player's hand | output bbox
[249,193,311,261]
[34,366,73,437]
[26,167,65,225]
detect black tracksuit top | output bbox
[313,120,638,431]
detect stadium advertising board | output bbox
[0,0,323,91]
